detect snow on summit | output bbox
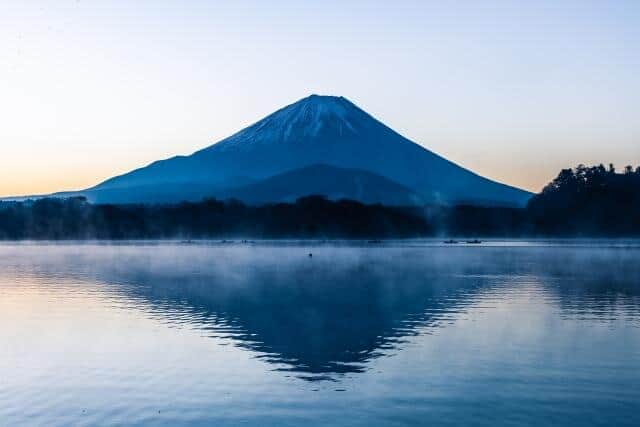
[209,95,370,151]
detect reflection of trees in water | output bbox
[9,244,640,379]
[525,247,640,323]
[99,246,640,378]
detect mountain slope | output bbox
[89,95,530,206]
[222,164,425,205]
[18,95,531,206]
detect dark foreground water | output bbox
[1,241,639,426]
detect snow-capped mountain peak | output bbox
[207,95,375,151]
[61,94,531,207]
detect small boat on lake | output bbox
[466,239,482,244]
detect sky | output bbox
[1,0,638,196]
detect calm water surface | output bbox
[1,241,639,426]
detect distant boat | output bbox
[443,239,458,244]
[466,239,482,244]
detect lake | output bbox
[1,241,639,426]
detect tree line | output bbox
[0,196,431,239]
[526,163,640,235]
[0,164,638,239]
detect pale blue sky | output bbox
[1,0,638,195]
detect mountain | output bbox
[222,164,425,205]
[18,95,532,206]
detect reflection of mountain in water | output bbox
[91,248,495,379]
[135,275,480,378]
[13,244,640,380]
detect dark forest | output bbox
[1,164,638,239]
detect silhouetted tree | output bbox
[527,164,640,235]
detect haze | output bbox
[1,0,638,196]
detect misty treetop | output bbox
[0,196,431,239]
[0,164,638,239]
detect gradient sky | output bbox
[1,0,638,196]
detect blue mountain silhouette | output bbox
[17,95,532,206]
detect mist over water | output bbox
[1,242,639,426]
